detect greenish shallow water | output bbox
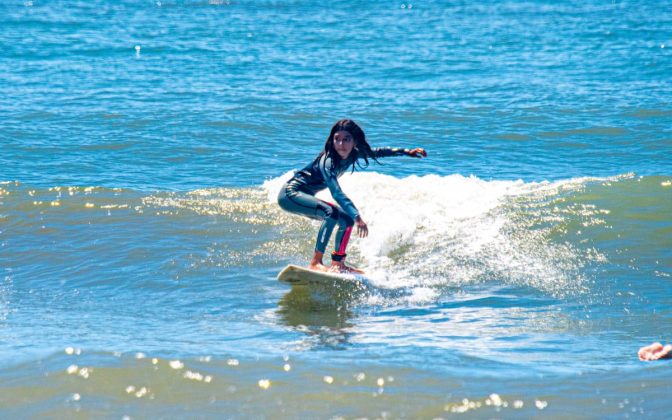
[1,351,671,418]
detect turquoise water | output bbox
[1,0,672,417]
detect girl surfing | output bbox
[277,119,427,274]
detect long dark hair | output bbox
[318,119,379,172]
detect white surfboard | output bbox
[277,264,369,290]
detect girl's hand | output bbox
[355,216,368,238]
[408,148,427,158]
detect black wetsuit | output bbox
[277,147,409,254]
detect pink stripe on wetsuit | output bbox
[338,226,352,254]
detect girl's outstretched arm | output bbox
[372,147,427,158]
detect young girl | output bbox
[277,119,427,274]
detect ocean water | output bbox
[1,0,671,417]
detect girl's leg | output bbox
[334,225,353,255]
[277,186,340,271]
[330,211,365,274]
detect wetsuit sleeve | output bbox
[372,147,410,158]
[319,156,360,220]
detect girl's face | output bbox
[333,130,355,159]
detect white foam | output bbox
[262,170,295,203]
[264,171,609,297]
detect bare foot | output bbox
[345,265,365,275]
[308,263,329,272]
[638,342,672,361]
[329,263,365,275]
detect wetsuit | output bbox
[277,147,410,255]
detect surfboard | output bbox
[277,264,368,289]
